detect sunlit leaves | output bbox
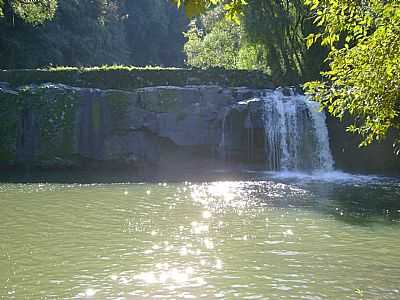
[0,0,57,25]
[305,33,321,48]
[171,0,216,17]
[0,0,4,18]
[223,0,247,23]
[184,15,242,68]
[183,7,269,72]
[304,0,400,148]
[170,0,246,22]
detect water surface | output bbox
[1,172,400,299]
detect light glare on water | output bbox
[1,173,400,299]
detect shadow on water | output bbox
[259,172,400,226]
[1,167,400,226]
[0,166,254,184]
[332,186,400,225]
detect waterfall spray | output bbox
[262,90,334,171]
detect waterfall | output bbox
[262,90,334,171]
[218,108,230,161]
[245,111,254,162]
[217,88,334,171]
[304,100,335,171]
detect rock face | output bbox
[326,116,400,174]
[0,84,265,169]
[0,82,399,174]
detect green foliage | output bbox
[183,5,270,73]
[184,17,241,69]
[237,43,270,72]
[171,0,247,22]
[0,0,188,68]
[0,0,57,25]
[182,1,324,84]
[0,67,273,90]
[304,0,400,149]
[0,85,79,162]
[242,0,325,84]
[12,0,57,25]
[172,0,215,18]
[16,85,78,157]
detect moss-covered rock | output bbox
[1,80,399,174]
[104,89,135,131]
[15,84,79,162]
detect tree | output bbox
[242,0,324,84]
[176,0,400,149]
[0,0,188,68]
[183,5,269,72]
[170,0,247,22]
[185,18,241,68]
[304,0,400,149]
[179,0,324,83]
[0,0,129,68]
[125,0,188,66]
[0,0,57,25]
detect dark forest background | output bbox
[0,0,324,85]
[0,0,188,69]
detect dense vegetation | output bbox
[0,0,57,25]
[0,0,188,68]
[1,0,399,148]
[184,6,271,75]
[304,0,400,148]
[0,66,271,90]
[176,0,400,148]
[183,0,326,84]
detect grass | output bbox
[0,65,274,91]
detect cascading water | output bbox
[218,88,334,171]
[304,100,335,171]
[262,89,334,171]
[218,107,230,161]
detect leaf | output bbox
[305,34,315,48]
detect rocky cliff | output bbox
[0,83,267,170]
[0,79,399,174]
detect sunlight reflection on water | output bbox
[1,176,400,299]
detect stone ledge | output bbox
[0,67,274,91]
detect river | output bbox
[1,171,400,299]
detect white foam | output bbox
[245,169,391,185]
[262,91,334,171]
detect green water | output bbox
[1,172,400,299]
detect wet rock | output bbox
[3,83,265,169]
[104,131,160,164]
[3,81,397,174]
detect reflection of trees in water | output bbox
[304,183,400,225]
[249,180,400,226]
